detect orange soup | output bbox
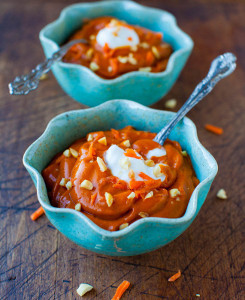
[63,17,173,79]
[42,126,199,231]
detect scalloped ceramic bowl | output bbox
[39,0,193,107]
[23,100,218,256]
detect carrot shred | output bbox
[91,193,97,205]
[31,206,45,221]
[113,180,128,190]
[124,149,141,159]
[112,280,130,300]
[103,42,110,52]
[88,142,96,157]
[205,124,223,135]
[168,270,181,282]
[129,180,145,190]
[138,172,153,181]
[111,128,121,139]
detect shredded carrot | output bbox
[128,37,132,41]
[112,280,130,300]
[205,124,223,135]
[156,32,163,39]
[145,179,162,189]
[91,193,97,205]
[124,149,141,159]
[31,206,45,221]
[168,270,181,282]
[113,180,128,190]
[88,142,96,157]
[138,172,153,181]
[103,42,110,52]
[111,128,121,139]
[146,51,155,64]
[129,180,145,190]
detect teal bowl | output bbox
[23,100,218,256]
[39,0,193,107]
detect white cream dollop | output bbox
[104,145,166,183]
[96,22,139,49]
[146,148,166,159]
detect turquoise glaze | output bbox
[39,1,193,107]
[23,100,218,256]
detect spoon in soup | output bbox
[8,39,88,95]
[154,52,236,145]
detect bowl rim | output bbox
[39,0,194,84]
[23,99,218,238]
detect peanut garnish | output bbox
[120,157,131,170]
[216,189,227,199]
[76,283,93,296]
[152,46,160,59]
[59,178,68,186]
[128,169,135,179]
[165,98,177,109]
[153,164,163,177]
[86,48,94,59]
[140,42,150,49]
[63,149,70,157]
[75,203,81,211]
[119,223,129,230]
[121,140,131,147]
[105,192,114,207]
[87,133,93,142]
[89,62,99,71]
[127,192,135,200]
[70,148,79,158]
[181,150,187,157]
[169,188,181,198]
[139,212,149,218]
[118,56,128,64]
[144,159,155,167]
[98,137,107,146]
[139,67,152,72]
[128,53,137,65]
[145,191,153,199]
[97,157,107,172]
[65,180,73,190]
[80,180,93,190]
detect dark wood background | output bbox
[0,0,244,299]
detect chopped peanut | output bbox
[120,157,131,170]
[98,137,107,146]
[105,192,114,207]
[169,188,180,198]
[144,159,155,167]
[140,42,150,49]
[145,191,153,199]
[130,45,138,52]
[121,140,131,147]
[181,150,187,157]
[76,283,93,296]
[152,46,160,59]
[97,157,107,172]
[139,212,149,218]
[87,133,93,142]
[119,223,129,230]
[70,148,79,158]
[90,62,99,71]
[216,189,227,199]
[86,48,94,59]
[139,67,152,72]
[153,164,163,177]
[108,66,112,72]
[65,180,73,190]
[39,73,48,80]
[128,169,135,179]
[59,178,68,186]
[118,56,128,64]
[63,149,70,157]
[80,180,93,190]
[75,203,81,211]
[165,98,177,109]
[127,192,135,200]
[128,53,137,65]
[89,35,95,40]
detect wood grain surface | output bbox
[0,0,244,299]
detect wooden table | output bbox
[0,0,244,299]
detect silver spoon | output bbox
[154,52,237,145]
[8,39,88,95]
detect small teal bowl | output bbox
[39,0,193,107]
[23,100,217,256]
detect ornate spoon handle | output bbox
[8,39,88,95]
[154,52,237,145]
